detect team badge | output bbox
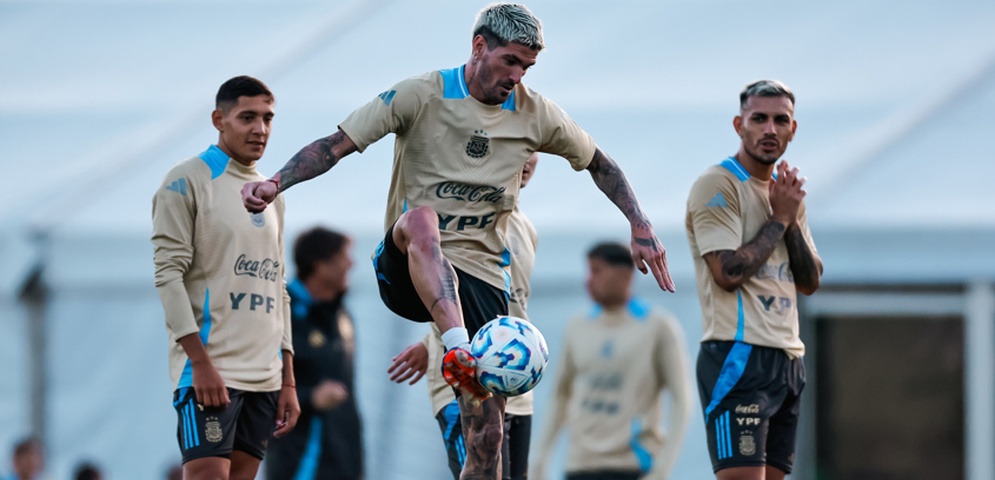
[250,212,266,227]
[205,416,223,443]
[739,431,757,456]
[465,129,489,158]
[309,330,326,348]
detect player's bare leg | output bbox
[393,207,464,333]
[765,465,787,480]
[716,466,766,480]
[228,451,261,480]
[459,394,506,480]
[183,457,230,480]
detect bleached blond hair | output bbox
[472,3,544,51]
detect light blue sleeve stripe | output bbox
[629,418,654,473]
[293,416,323,480]
[735,290,745,342]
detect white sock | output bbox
[441,327,470,351]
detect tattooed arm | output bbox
[784,225,822,295]
[703,220,787,292]
[242,129,358,213]
[586,148,675,292]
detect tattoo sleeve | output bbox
[274,130,351,191]
[784,225,822,294]
[586,149,651,230]
[706,220,786,288]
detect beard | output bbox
[743,143,782,165]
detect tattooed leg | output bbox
[459,395,506,480]
[395,206,464,332]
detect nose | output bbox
[509,66,525,84]
[762,119,777,135]
[252,118,269,136]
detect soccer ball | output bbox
[470,315,549,397]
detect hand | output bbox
[241,179,278,213]
[388,343,429,385]
[274,385,301,438]
[631,226,676,293]
[192,361,230,408]
[769,160,806,227]
[311,380,349,411]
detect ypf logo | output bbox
[465,129,489,158]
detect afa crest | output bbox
[205,416,223,443]
[466,129,489,158]
[739,431,757,456]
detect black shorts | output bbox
[374,226,508,338]
[173,387,279,463]
[434,399,531,480]
[696,341,806,474]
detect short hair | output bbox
[215,75,272,112]
[587,241,634,269]
[472,3,544,51]
[294,226,349,280]
[13,437,41,457]
[739,79,795,108]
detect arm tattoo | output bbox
[708,220,786,284]
[784,226,822,293]
[274,130,350,191]
[587,149,651,231]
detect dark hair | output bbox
[739,79,795,108]
[294,226,349,280]
[13,437,41,457]
[587,241,634,269]
[74,462,102,480]
[216,75,272,112]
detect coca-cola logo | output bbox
[735,404,760,414]
[435,182,506,203]
[234,254,280,282]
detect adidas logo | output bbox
[165,178,187,196]
[705,192,728,208]
[378,89,396,106]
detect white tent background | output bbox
[2,0,995,479]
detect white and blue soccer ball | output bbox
[470,315,549,397]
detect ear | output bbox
[471,34,487,59]
[733,115,744,138]
[211,109,224,132]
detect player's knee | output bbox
[397,207,442,249]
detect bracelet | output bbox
[267,177,280,191]
[282,384,296,389]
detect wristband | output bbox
[267,177,280,191]
[282,384,296,388]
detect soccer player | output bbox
[152,75,300,480]
[241,4,675,478]
[265,227,364,480]
[388,153,541,480]
[685,80,823,480]
[531,242,693,480]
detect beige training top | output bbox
[340,65,595,290]
[685,157,817,358]
[152,145,292,391]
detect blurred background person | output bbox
[3,438,44,480]
[266,226,364,480]
[532,242,693,480]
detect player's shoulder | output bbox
[164,147,229,182]
[689,160,742,198]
